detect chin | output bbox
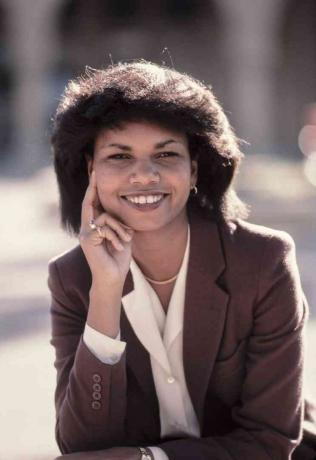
[126,210,187,233]
[103,198,187,231]
[125,217,171,233]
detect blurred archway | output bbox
[55,0,224,97]
[0,3,13,157]
[277,0,316,157]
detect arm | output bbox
[158,233,308,460]
[53,447,166,460]
[49,260,127,454]
[83,323,126,364]
[83,327,170,460]
[49,263,169,460]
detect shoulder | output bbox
[48,245,91,298]
[223,218,296,256]
[221,219,306,325]
[218,218,298,284]
[49,244,86,273]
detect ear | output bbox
[191,159,198,186]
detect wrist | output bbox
[88,282,123,338]
[138,447,154,460]
[90,276,124,292]
[89,279,124,305]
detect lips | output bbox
[124,193,166,204]
[121,192,169,203]
[121,194,168,211]
[121,191,169,198]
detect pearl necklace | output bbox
[144,272,179,285]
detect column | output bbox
[214,0,287,154]
[4,0,63,172]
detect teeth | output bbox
[125,194,164,204]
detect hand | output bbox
[54,446,140,460]
[79,170,134,286]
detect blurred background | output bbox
[0,1,315,459]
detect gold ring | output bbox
[89,219,104,237]
[89,219,97,230]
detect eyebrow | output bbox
[101,139,183,151]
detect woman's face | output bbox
[88,120,198,232]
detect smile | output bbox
[125,194,164,204]
[121,194,169,211]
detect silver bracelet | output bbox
[138,446,154,460]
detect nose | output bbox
[129,159,160,185]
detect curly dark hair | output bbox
[51,59,250,234]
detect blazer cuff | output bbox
[148,446,169,460]
[83,323,126,365]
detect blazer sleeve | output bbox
[48,260,127,454]
[158,233,308,460]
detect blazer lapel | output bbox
[120,270,161,440]
[183,209,229,427]
[123,260,175,376]
[121,269,161,400]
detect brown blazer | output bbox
[48,207,316,460]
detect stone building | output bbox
[1,0,316,172]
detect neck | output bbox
[131,211,189,281]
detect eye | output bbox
[157,151,178,158]
[108,153,131,160]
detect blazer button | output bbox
[92,374,101,383]
[93,383,101,392]
[91,401,101,410]
[93,391,101,400]
[167,376,175,384]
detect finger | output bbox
[93,213,134,242]
[81,225,124,252]
[96,225,125,251]
[81,170,99,224]
[81,170,96,225]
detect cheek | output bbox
[96,168,119,190]
[173,165,193,186]
[95,171,118,205]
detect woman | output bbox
[49,60,316,460]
